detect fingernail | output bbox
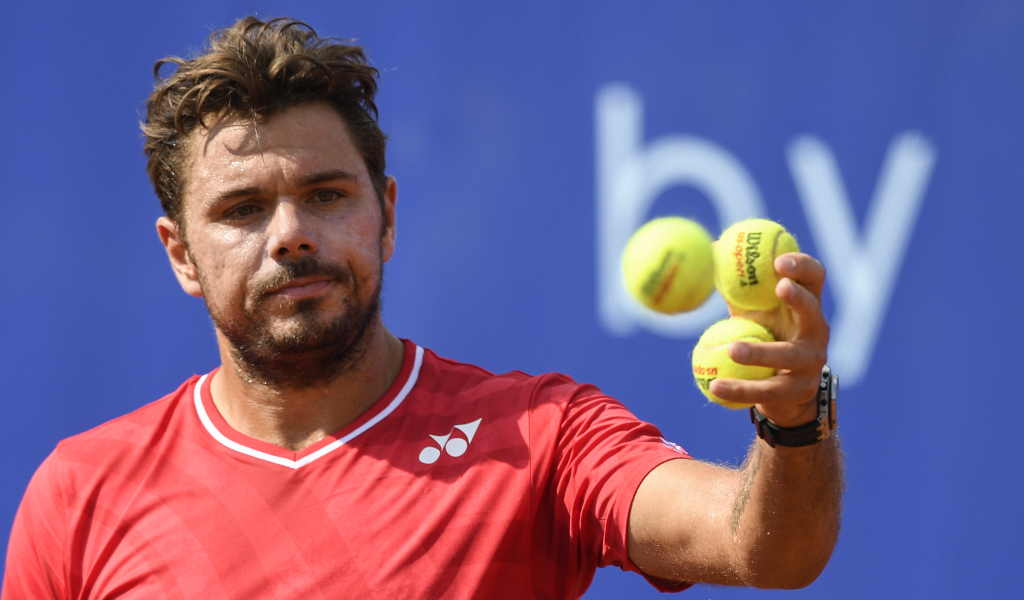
[731,343,749,361]
[778,256,796,271]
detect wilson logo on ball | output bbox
[732,230,763,287]
[715,220,799,311]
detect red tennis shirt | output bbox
[4,340,692,599]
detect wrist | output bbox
[751,366,838,449]
[754,399,817,428]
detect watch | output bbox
[750,366,838,448]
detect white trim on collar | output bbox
[193,345,424,469]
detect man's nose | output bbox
[267,200,318,259]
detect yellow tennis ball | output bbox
[621,217,715,314]
[692,318,776,409]
[713,218,799,311]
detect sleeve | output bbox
[3,449,70,600]
[536,375,693,594]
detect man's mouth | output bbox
[268,277,334,300]
[250,257,352,308]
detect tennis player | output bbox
[3,17,842,599]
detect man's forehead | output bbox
[184,104,364,184]
[193,106,351,160]
[195,115,262,159]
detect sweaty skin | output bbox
[157,102,405,452]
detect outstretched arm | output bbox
[627,252,843,588]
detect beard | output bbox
[200,253,383,390]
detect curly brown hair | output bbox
[142,16,387,228]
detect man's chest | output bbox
[68,413,541,600]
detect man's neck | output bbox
[208,326,406,452]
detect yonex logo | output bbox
[418,418,482,465]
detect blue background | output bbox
[2,1,1022,597]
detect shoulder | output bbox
[410,345,621,444]
[16,375,204,527]
[52,374,202,467]
[415,344,588,406]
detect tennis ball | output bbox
[713,218,799,311]
[621,217,715,314]
[692,318,776,409]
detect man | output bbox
[3,17,842,599]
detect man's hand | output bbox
[627,251,841,589]
[710,252,830,427]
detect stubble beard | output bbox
[200,253,384,390]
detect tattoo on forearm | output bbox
[731,442,763,537]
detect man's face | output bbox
[159,101,396,387]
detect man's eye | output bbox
[227,204,259,219]
[312,190,341,203]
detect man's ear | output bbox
[156,216,204,298]
[381,176,398,263]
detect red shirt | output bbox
[4,340,691,599]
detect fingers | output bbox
[721,335,824,422]
[709,374,819,410]
[727,340,821,371]
[774,276,830,345]
[774,252,825,300]
[703,250,830,425]
[722,253,825,339]
[709,375,820,427]
[718,305,826,426]
[726,277,828,386]
[711,253,829,425]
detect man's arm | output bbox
[627,252,843,588]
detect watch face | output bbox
[829,374,838,431]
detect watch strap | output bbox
[750,366,838,448]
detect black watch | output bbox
[750,366,838,448]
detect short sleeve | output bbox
[534,375,693,594]
[3,449,70,600]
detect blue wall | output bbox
[2,2,1022,597]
